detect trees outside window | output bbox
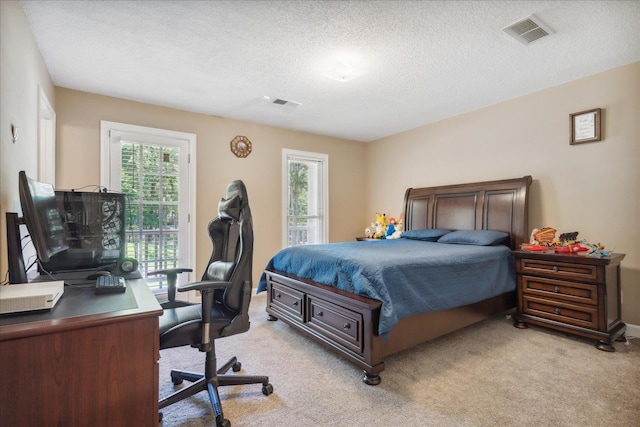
[282,149,328,247]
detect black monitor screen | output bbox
[18,171,69,263]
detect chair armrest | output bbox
[178,280,231,293]
[147,268,193,276]
[182,280,232,352]
[147,268,193,302]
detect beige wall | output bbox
[365,62,640,324]
[0,1,56,278]
[54,88,366,287]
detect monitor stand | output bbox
[6,212,28,284]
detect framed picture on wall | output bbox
[570,108,602,145]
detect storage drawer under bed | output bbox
[269,282,304,322]
[306,295,363,354]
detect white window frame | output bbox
[99,121,197,294]
[282,149,329,248]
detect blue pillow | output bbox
[401,229,451,241]
[437,230,509,246]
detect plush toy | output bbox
[381,215,402,239]
[364,226,375,238]
[374,213,387,239]
[385,216,396,238]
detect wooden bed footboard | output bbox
[264,176,531,384]
[265,270,516,384]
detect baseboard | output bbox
[625,323,640,339]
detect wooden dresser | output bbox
[512,250,626,351]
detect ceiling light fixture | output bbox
[323,61,363,83]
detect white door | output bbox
[100,121,196,291]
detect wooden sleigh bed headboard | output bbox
[403,175,532,249]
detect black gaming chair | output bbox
[155,180,272,427]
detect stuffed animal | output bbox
[364,226,375,238]
[385,215,404,239]
[374,213,387,239]
[385,216,396,238]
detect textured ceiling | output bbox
[19,1,640,142]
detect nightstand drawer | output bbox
[519,259,599,282]
[522,295,598,329]
[269,282,304,322]
[520,275,598,305]
[307,295,363,354]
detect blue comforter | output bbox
[257,239,515,336]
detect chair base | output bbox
[159,356,272,427]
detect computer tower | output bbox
[40,191,126,273]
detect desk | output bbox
[0,278,162,426]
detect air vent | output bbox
[272,98,301,108]
[503,14,553,45]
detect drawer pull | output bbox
[554,286,560,293]
[317,311,324,317]
[554,308,561,315]
[343,323,351,330]
[276,293,281,298]
[552,266,558,272]
[293,301,299,306]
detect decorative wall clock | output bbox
[230,135,252,158]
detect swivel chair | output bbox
[156,180,272,427]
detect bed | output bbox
[258,175,532,384]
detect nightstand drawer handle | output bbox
[554,286,560,293]
[552,266,559,272]
[317,311,324,317]
[554,308,561,315]
[343,323,351,330]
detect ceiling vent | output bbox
[503,14,553,45]
[272,98,301,108]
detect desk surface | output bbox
[0,278,162,341]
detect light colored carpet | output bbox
[159,293,639,427]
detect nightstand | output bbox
[512,250,626,351]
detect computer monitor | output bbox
[18,171,69,263]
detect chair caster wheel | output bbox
[232,361,242,372]
[158,412,163,422]
[262,383,274,396]
[171,372,184,385]
[219,419,231,427]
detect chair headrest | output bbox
[218,194,241,221]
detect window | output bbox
[282,149,328,247]
[100,121,196,291]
